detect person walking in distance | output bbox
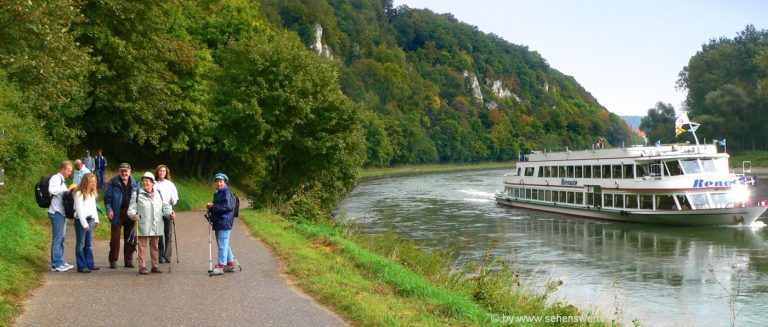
[206,173,237,275]
[154,165,178,263]
[49,161,74,272]
[73,173,100,273]
[105,163,139,269]
[82,150,95,174]
[94,149,108,189]
[129,172,174,274]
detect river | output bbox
[337,169,768,326]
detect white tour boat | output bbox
[495,143,768,226]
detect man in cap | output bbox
[82,150,96,173]
[104,163,139,269]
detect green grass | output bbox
[729,150,768,168]
[0,181,49,325]
[359,161,515,180]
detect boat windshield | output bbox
[689,194,709,209]
[680,159,701,174]
[710,192,735,208]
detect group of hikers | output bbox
[45,158,238,276]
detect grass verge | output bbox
[729,150,768,169]
[359,162,515,181]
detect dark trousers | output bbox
[158,216,173,260]
[96,169,105,188]
[109,208,136,263]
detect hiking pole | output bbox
[168,221,172,273]
[173,219,179,264]
[228,246,243,272]
[134,216,140,276]
[206,213,214,277]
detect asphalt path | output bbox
[15,208,345,326]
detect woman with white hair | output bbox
[128,172,175,275]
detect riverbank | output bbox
[358,161,515,181]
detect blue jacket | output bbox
[210,186,235,230]
[105,175,138,224]
[95,156,108,172]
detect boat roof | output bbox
[525,144,727,163]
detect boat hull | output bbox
[495,196,767,226]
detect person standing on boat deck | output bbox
[49,161,74,272]
[105,163,139,269]
[129,172,174,274]
[154,164,178,263]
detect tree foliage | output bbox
[639,102,677,144]
[677,25,768,151]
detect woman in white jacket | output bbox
[74,173,100,273]
[129,172,174,275]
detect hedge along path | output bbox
[14,207,345,326]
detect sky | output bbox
[392,0,768,116]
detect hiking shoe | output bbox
[64,263,74,270]
[224,265,236,273]
[151,267,163,274]
[125,262,135,268]
[78,269,91,273]
[139,268,149,275]
[51,266,69,272]
[210,267,224,276]
[91,266,100,271]
[109,261,117,269]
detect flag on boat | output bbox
[655,140,661,147]
[675,112,699,137]
[719,139,726,146]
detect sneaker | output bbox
[224,265,236,273]
[91,266,100,271]
[139,268,149,275]
[51,266,69,272]
[150,267,163,274]
[109,261,117,269]
[210,267,224,276]
[64,263,74,270]
[78,268,91,273]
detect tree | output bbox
[640,102,677,144]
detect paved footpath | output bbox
[15,208,346,326]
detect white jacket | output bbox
[74,191,99,229]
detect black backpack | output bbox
[63,190,76,219]
[230,191,240,218]
[34,175,62,208]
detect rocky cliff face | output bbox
[312,24,334,59]
[463,70,483,104]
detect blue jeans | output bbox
[48,212,67,268]
[96,170,105,188]
[74,218,95,270]
[215,229,233,266]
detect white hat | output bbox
[141,172,155,183]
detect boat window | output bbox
[701,159,716,173]
[655,195,676,210]
[575,166,583,178]
[583,166,592,178]
[680,159,701,174]
[592,165,601,178]
[558,166,566,177]
[614,194,624,208]
[666,160,684,176]
[525,188,532,199]
[676,194,692,210]
[524,167,535,176]
[602,165,611,178]
[567,192,575,204]
[650,161,663,177]
[559,191,567,203]
[586,193,594,205]
[538,167,544,177]
[567,166,574,178]
[575,192,583,205]
[517,168,521,176]
[625,194,638,209]
[604,193,614,207]
[690,194,708,209]
[612,165,622,179]
[636,164,649,178]
[710,192,734,208]
[544,166,551,177]
[623,165,633,179]
[545,190,552,201]
[552,190,559,202]
[513,187,520,198]
[531,189,538,200]
[640,195,653,209]
[538,190,544,200]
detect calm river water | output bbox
[337,169,768,327]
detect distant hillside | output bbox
[259,0,633,166]
[621,116,643,130]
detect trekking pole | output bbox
[173,219,179,264]
[168,222,172,273]
[206,213,214,276]
[229,246,243,272]
[134,215,140,276]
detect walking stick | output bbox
[133,215,140,276]
[173,219,179,263]
[206,212,214,276]
[168,221,172,273]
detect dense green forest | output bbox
[259,0,635,166]
[642,25,768,151]
[1,0,638,218]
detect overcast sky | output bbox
[393,0,768,116]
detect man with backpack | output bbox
[48,161,74,272]
[105,163,139,269]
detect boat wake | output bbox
[459,189,495,203]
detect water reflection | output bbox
[337,170,768,326]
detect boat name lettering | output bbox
[561,179,578,186]
[692,179,737,188]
